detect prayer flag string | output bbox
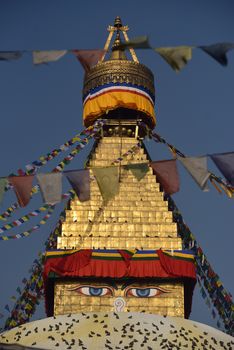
[0,204,50,234]
[21,125,95,175]
[0,42,233,71]
[0,135,138,239]
[0,203,19,221]
[6,124,97,179]
[197,275,223,330]
[0,121,103,221]
[0,189,75,240]
[165,193,234,335]
[117,37,234,70]
[111,142,141,164]
[3,204,68,330]
[0,206,55,241]
[149,129,234,197]
[52,120,104,172]
[53,137,91,172]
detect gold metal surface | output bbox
[100,16,138,63]
[109,32,127,60]
[100,30,113,62]
[57,136,182,251]
[83,60,155,98]
[122,30,139,63]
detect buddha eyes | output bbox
[67,285,168,298]
[125,287,167,298]
[68,285,113,297]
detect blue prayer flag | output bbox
[199,43,234,66]
[210,152,234,186]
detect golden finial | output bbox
[114,16,123,29]
[101,16,139,63]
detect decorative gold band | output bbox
[83,60,155,98]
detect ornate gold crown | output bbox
[82,17,156,129]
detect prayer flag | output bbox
[201,287,207,299]
[150,159,180,194]
[37,173,62,205]
[92,167,119,202]
[0,178,7,206]
[210,152,234,186]
[4,304,10,312]
[178,156,210,191]
[8,175,34,207]
[124,163,149,181]
[205,298,211,308]
[155,46,193,72]
[199,43,234,66]
[0,51,22,61]
[117,36,151,49]
[72,49,105,72]
[32,50,67,65]
[65,169,90,202]
[212,309,216,318]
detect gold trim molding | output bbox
[83,60,155,98]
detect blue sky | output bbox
[0,0,233,331]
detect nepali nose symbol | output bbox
[114,297,126,312]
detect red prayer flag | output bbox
[8,175,34,207]
[150,159,180,194]
[72,49,106,72]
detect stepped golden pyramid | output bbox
[55,135,184,317]
[1,16,233,350]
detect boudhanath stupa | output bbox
[0,17,233,350]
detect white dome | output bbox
[0,312,233,349]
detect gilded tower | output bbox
[44,17,196,319]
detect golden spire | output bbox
[101,16,139,63]
[110,30,127,60]
[83,17,156,129]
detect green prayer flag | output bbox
[155,46,193,72]
[124,163,149,181]
[37,173,62,205]
[0,178,7,206]
[92,167,119,202]
[117,36,151,50]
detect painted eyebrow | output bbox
[124,286,171,293]
[66,283,118,291]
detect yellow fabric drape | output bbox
[83,90,156,126]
